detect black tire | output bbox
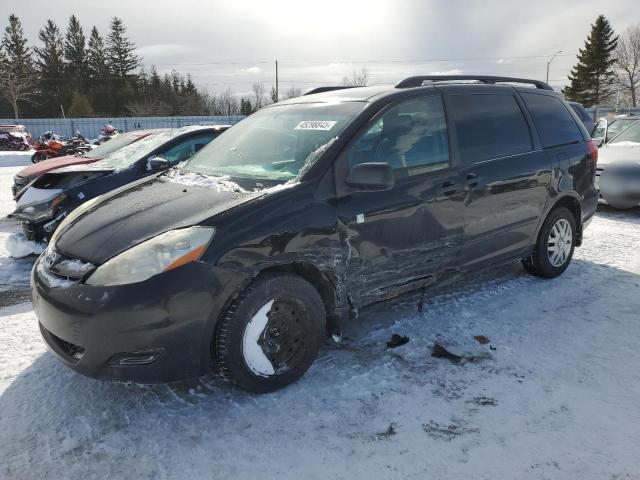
[214,273,326,393]
[31,152,47,163]
[522,206,577,278]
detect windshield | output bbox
[183,102,365,182]
[89,130,176,170]
[608,119,639,140]
[609,121,640,144]
[83,131,150,159]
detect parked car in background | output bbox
[11,125,227,241]
[0,124,31,151]
[595,120,640,209]
[30,76,597,393]
[568,101,595,133]
[12,129,160,199]
[592,115,639,146]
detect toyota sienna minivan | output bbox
[32,75,598,393]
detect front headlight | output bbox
[85,227,215,286]
[17,193,67,221]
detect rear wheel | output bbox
[214,273,326,393]
[522,207,576,278]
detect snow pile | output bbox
[609,141,640,147]
[0,151,32,168]
[162,168,246,192]
[5,232,45,258]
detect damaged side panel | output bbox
[335,169,465,308]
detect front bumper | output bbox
[32,256,248,383]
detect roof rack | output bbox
[303,85,358,96]
[395,75,553,91]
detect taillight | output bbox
[587,140,598,165]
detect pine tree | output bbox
[64,15,86,79]
[68,90,94,116]
[34,19,66,116]
[106,17,139,80]
[564,15,618,107]
[240,97,253,115]
[0,14,36,118]
[86,26,108,80]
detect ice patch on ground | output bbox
[5,232,45,258]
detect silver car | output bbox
[596,121,640,209]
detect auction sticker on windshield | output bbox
[294,120,337,131]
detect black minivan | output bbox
[32,76,598,393]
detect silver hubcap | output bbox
[547,218,572,267]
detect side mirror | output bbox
[346,162,394,191]
[592,138,604,148]
[147,156,169,171]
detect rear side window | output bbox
[521,93,583,148]
[448,94,532,164]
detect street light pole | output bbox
[546,50,563,84]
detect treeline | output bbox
[0,14,299,119]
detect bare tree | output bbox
[615,23,640,107]
[252,82,266,110]
[284,85,302,100]
[218,88,239,116]
[342,67,369,87]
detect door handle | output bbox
[440,180,458,196]
[466,172,479,188]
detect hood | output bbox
[17,154,102,179]
[55,174,259,265]
[598,142,640,167]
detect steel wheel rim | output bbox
[547,218,572,267]
[242,298,307,378]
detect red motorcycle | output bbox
[31,131,89,163]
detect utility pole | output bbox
[546,50,562,84]
[275,59,279,103]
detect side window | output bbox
[347,95,450,178]
[159,133,214,164]
[448,93,533,165]
[520,93,584,148]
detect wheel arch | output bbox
[257,262,340,331]
[538,194,583,246]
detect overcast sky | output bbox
[1,0,636,97]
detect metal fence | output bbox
[585,107,640,119]
[0,115,245,139]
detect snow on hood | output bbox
[161,169,247,193]
[598,142,640,167]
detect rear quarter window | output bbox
[521,93,584,148]
[448,93,533,165]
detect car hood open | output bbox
[55,174,259,265]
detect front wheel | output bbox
[31,152,48,163]
[214,273,326,393]
[522,207,576,278]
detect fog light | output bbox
[108,348,165,367]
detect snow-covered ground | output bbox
[1,152,640,478]
[0,153,38,300]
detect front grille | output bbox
[40,324,86,363]
[44,248,95,280]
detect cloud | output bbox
[135,44,196,59]
[240,66,262,75]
